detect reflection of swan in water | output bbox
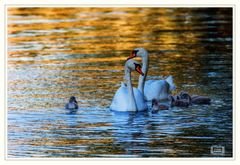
[110,111,151,155]
[110,59,147,112]
[127,48,176,101]
[110,110,182,156]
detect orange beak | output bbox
[127,50,137,60]
[136,66,144,76]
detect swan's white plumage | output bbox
[110,83,147,112]
[144,75,176,101]
[165,75,176,91]
[130,48,176,101]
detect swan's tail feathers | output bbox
[165,75,176,91]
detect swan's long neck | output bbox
[125,68,137,111]
[138,52,148,95]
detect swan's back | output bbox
[144,80,170,101]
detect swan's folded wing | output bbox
[110,86,129,111]
[133,87,148,111]
[144,80,170,101]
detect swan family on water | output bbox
[65,48,211,112]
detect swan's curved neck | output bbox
[125,68,137,111]
[138,51,148,95]
[125,67,137,111]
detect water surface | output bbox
[7,7,232,158]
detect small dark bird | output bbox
[179,91,211,105]
[191,95,211,104]
[169,94,190,108]
[65,96,78,110]
[151,98,169,111]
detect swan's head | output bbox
[127,48,148,60]
[125,59,144,76]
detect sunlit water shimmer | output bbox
[7,8,232,158]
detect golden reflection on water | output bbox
[8,8,199,57]
[8,8,205,106]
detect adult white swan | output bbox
[110,59,148,112]
[127,48,176,101]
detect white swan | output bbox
[127,48,176,101]
[110,59,148,112]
